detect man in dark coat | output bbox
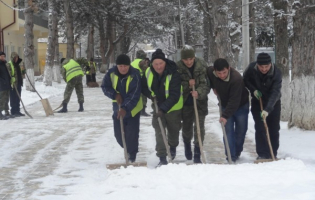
[207,58,249,162]
[0,52,11,120]
[142,49,183,166]
[101,54,143,163]
[243,52,282,160]
[7,52,25,117]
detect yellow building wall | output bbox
[1,0,49,75]
[38,43,79,75]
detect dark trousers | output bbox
[251,100,281,158]
[86,75,92,85]
[10,85,22,114]
[91,73,96,82]
[113,113,141,155]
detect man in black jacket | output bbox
[243,52,282,160]
[0,52,11,120]
[142,49,183,166]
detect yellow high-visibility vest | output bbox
[145,68,183,113]
[63,59,84,82]
[110,72,143,117]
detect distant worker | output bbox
[58,58,85,113]
[131,50,150,116]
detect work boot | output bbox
[140,108,150,116]
[78,102,84,112]
[193,146,202,163]
[157,156,168,167]
[5,111,15,118]
[184,141,192,160]
[170,146,176,160]
[0,112,9,120]
[58,103,68,113]
[15,112,25,117]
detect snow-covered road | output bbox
[1,76,315,200]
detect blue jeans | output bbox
[222,102,249,161]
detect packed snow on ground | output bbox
[0,76,315,200]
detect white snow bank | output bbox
[63,159,315,200]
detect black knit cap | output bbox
[116,54,131,65]
[0,51,5,56]
[257,52,271,65]
[151,49,165,62]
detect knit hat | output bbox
[116,54,131,65]
[136,50,147,59]
[151,49,165,62]
[0,51,5,56]
[181,45,195,59]
[257,53,271,65]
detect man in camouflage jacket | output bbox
[176,45,210,163]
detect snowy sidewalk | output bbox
[0,77,315,200]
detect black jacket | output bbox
[243,62,282,113]
[0,60,11,91]
[142,59,181,113]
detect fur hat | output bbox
[151,49,165,62]
[136,50,147,59]
[181,45,195,59]
[257,53,271,65]
[0,51,5,56]
[116,54,131,65]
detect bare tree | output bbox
[43,0,57,86]
[213,0,234,66]
[289,2,315,130]
[271,0,290,121]
[64,0,75,58]
[24,0,35,92]
[86,25,94,61]
[229,0,242,68]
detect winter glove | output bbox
[254,90,262,100]
[260,110,269,120]
[117,108,126,119]
[115,93,123,105]
[153,109,164,118]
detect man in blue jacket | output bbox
[101,54,143,163]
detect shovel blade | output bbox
[106,162,147,170]
[254,158,280,164]
[40,99,54,116]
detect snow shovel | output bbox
[192,85,206,164]
[13,84,33,119]
[218,97,233,164]
[153,97,173,164]
[25,72,54,116]
[254,98,277,164]
[106,105,147,170]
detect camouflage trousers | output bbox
[152,108,181,157]
[63,76,84,104]
[182,105,206,147]
[0,90,10,112]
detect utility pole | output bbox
[242,0,250,70]
[179,0,185,47]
